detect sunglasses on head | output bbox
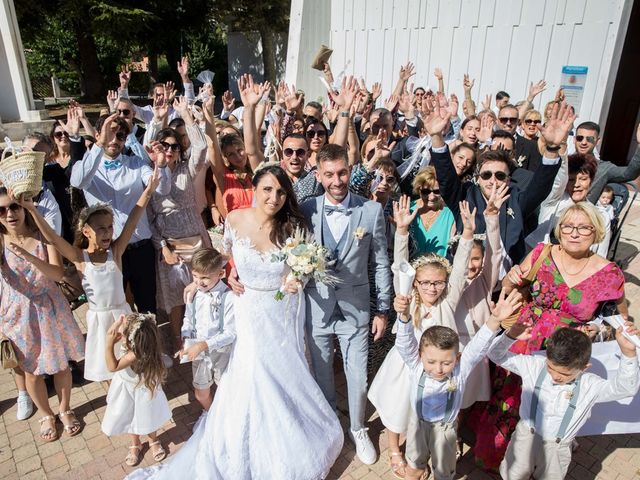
[524,119,541,125]
[53,131,69,140]
[283,148,307,157]
[0,203,23,216]
[575,135,596,144]
[479,170,509,181]
[306,129,326,139]
[160,141,181,151]
[499,117,518,124]
[117,108,131,116]
[420,188,440,196]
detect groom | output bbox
[301,144,392,464]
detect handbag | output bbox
[166,235,203,262]
[1,334,19,369]
[501,243,552,329]
[57,262,86,310]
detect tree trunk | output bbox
[259,26,276,84]
[74,23,104,100]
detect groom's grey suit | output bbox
[302,193,392,430]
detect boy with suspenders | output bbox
[491,322,640,479]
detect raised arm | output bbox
[393,62,415,98]
[392,195,418,268]
[328,76,359,148]
[203,97,226,190]
[105,316,136,372]
[433,67,445,94]
[394,303,422,373]
[238,74,268,170]
[518,80,546,119]
[176,56,195,103]
[70,113,119,189]
[594,322,640,402]
[462,74,476,118]
[446,201,476,307]
[6,238,64,282]
[173,96,207,176]
[480,184,509,288]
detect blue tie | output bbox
[324,205,350,216]
[103,159,122,171]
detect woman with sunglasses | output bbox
[470,201,627,471]
[0,187,85,442]
[519,109,542,141]
[143,96,210,350]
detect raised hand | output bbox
[538,102,576,146]
[59,104,81,137]
[172,95,191,119]
[448,94,459,117]
[392,195,418,234]
[329,75,358,110]
[177,56,190,81]
[478,114,495,143]
[371,82,382,101]
[237,74,262,107]
[146,163,162,192]
[433,67,443,81]
[145,141,168,167]
[106,90,119,112]
[506,320,533,341]
[393,294,412,317]
[107,315,125,344]
[527,80,547,101]
[423,93,452,137]
[484,183,510,215]
[398,91,415,116]
[463,74,475,92]
[164,81,176,102]
[222,90,236,112]
[487,289,523,330]
[459,200,477,235]
[384,94,399,112]
[97,113,119,149]
[399,62,416,82]
[153,95,169,122]
[481,93,492,111]
[119,66,131,89]
[283,83,303,112]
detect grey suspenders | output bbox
[416,371,456,425]
[529,367,582,443]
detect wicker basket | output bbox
[0,148,45,199]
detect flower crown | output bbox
[126,313,155,347]
[77,202,114,229]
[447,233,487,247]
[410,253,452,275]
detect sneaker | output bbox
[17,394,33,421]
[349,427,377,465]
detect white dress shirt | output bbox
[36,188,62,235]
[324,193,351,242]
[489,334,639,441]
[119,83,195,125]
[181,281,236,352]
[70,144,172,242]
[395,320,497,422]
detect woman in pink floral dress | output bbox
[0,188,85,442]
[469,202,626,470]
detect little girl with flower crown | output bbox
[102,313,171,466]
[24,164,161,382]
[368,185,509,479]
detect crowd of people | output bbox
[2,55,640,480]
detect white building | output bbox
[286,0,639,162]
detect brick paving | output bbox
[2,199,640,479]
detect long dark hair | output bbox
[155,127,185,162]
[252,165,306,247]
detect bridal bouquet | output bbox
[271,227,339,300]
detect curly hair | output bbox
[122,313,167,394]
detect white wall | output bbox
[287,0,633,125]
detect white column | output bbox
[0,0,42,123]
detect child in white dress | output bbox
[102,313,171,466]
[26,164,161,382]
[178,248,236,412]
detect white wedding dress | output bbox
[127,226,343,480]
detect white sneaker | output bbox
[16,394,33,421]
[349,427,377,465]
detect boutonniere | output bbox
[506,207,515,219]
[446,378,457,393]
[564,390,574,400]
[354,227,366,241]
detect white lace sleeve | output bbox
[222,224,235,256]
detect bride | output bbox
[127,164,343,479]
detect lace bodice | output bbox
[223,225,287,291]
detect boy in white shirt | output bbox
[394,288,523,480]
[179,248,235,411]
[491,320,640,479]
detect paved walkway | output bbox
[2,199,640,480]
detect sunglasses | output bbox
[115,131,127,141]
[117,109,131,116]
[420,188,440,196]
[560,224,595,236]
[53,131,69,140]
[306,130,327,139]
[160,141,181,151]
[524,119,541,125]
[283,148,307,157]
[379,175,397,185]
[499,117,518,124]
[478,170,509,181]
[575,135,596,144]
[0,203,23,216]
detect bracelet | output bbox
[340,111,350,118]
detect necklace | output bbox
[420,209,440,230]
[559,248,591,276]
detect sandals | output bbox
[125,444,142,467]
[58,410,81,436]
[389,451,407,479]
[38,415,58,442]
[149,440,167,462]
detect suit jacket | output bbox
[587,146,640,203]
[431,145,560,263]
[515,133,543,172]
[301,194,392,327]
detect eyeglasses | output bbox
[160,141,181,151]
[117,109,131,116]
[575,135,596,144]
[306,130,327,139]
[560,224,595,236]
[379,175,397,185]
[416,279,447,290]
[53,131,69,140]
[478,170,509,181]
[524,119,541,125]
[283,148,307,157]
[499,117,519,124]
[0,203,23,216]
[115,131,127,141]
[420,188,440,196]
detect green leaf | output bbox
[567,288,582,305]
